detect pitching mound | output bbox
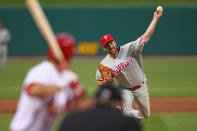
[0,97,197,114]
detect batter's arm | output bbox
[141,9,163,42]
[27,84,61,97]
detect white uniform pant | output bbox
[121,81,150,120]
[0,44,7,68]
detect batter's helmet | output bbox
[48,33,76,61]
[100,34,114,48]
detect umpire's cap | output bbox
[96,82,122,102]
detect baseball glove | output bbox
[98,64,113,82]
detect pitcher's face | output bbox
[104,41,117,56]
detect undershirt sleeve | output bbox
[96,69,103,81]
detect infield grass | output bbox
[0,56,197,98]
[0,56,197,131]
[142,113,197,131]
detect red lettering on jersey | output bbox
[122,61,127,68]
[129,58,133,63]
[112,58,133,76]
[112,67,119,75]
[117,64,122,71]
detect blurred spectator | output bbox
[10,33,85,131]
[0,21,11,68]
[59,82,142,131]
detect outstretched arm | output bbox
[141,7,163,42]
[27,84,61,97]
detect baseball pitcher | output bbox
[96,7,163,120]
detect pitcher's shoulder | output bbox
[100,55,113,66]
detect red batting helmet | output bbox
[100,34,114,48]
[48,33,76,62]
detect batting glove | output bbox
[70,82,86,99]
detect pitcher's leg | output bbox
[133,83,150,120]
[2,45,7,68]
[121,89,134,116]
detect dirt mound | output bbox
[1,98,197,114]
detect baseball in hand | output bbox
[157,6,163,12]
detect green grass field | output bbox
[0,57,197,98]
[0,57,197,131]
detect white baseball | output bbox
[157,6,163,11]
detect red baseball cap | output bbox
[0,22,4,28]
[100,34,114,48]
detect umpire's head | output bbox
[95,82,122,107]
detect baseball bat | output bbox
[26,0,68,69]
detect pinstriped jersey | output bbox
[96,37,148,88]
